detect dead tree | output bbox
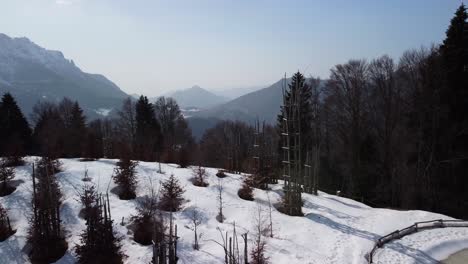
[187,207,202,250]
[280,76,304,216]
[250,204,269,264]
[28,158,67,264]
[151,212,179,264]
[252,121,271,190]
[211,224,248,264]
[216,178,225,223]
[134,178,160,245]
[82,167,92,182]
[266,192,273,238]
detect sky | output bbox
[0,0,463,96]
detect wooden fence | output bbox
[367,219,468,263]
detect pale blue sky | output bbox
[0,0,462,95]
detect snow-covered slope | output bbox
[1,158,467,264]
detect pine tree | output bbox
[0,93,32,165]
[135,96,162,161]
[28,158,67,263]
[32,102,66,159]
[83,120,104,161]
[238,175,254,201]
[0,159,15,196]
[437,4,468,217]
[75,194,123,264]
[112,158,138,200]
[276,72,313,183]
[68,101,87,157]
[159,174,185,212]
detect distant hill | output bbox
[188,78,328,139]
[166,85,228,109]
[213,85,264,100]
[0,33,129,120]
[192,78,291,124]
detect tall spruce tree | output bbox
[68,102,87,157]
[0,93,32,165]
[135,96,162,161]
[276,72,313,183]
[437,4,468,217]
[32,102,66,158]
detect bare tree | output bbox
[186,207,202,250]
[266,191,274,238]
[216,178,225,223]
[250,204,269,264]
[133,177,160,245]
[117,97,136,155]
[209,224,247,264]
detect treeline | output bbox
[200,5,468,219]
[0,94,194,166]
[316,5,467,218]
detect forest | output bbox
[0,4,466,264]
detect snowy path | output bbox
[0,157,467,264]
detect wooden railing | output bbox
[367,219,468,263]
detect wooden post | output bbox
[242,233,248,264]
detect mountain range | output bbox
[165,85,228,109]
[0,33,320,140]
[0,33,128,119]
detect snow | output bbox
[1,157,468,264]
[94,108,112,117]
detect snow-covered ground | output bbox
[1,157,467,264]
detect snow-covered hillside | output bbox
[1,157,467,264]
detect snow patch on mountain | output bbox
[95,108,112,117]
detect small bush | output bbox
[192,166,208,187]
[0,204,15,241]
[216,170,227,178]
[238,184,254,201]
[0,160,15,196]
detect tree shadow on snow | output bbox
[303,200,357,220]
[305,213,379,241]
[0,235,29,263]
[381,242,439,264]
[325,196,369,210]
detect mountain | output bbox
[0,33,129,119]
[166,85,228,109]
[192,78,290,124]
[213,85,264,100]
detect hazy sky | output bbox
[0,0,462,96]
